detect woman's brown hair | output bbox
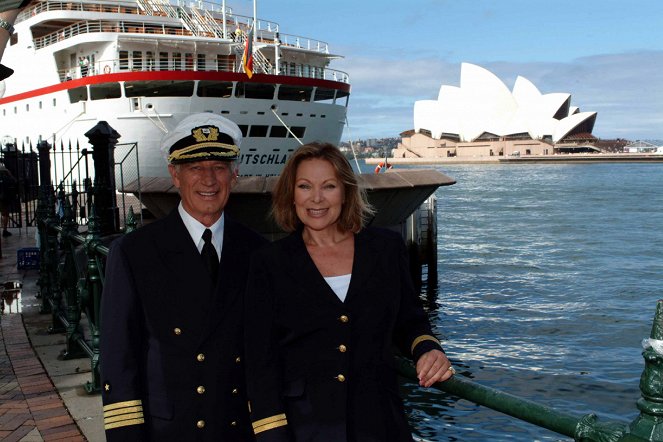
[271,142,374,232]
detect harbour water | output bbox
[388,162,663,441]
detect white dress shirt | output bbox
[178,203,224,260]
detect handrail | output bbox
[396,299,663,441]
[55,56,350,84]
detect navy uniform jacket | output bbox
[245,227,443,442]
[100,209,267,441]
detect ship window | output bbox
[119,51,129,70]
[159,52,168,70]
[289,126,306,138]
[173,52,182,70]
[235,82,276,99]
[336,89,349,106]
[278,85,312,102]
[90,83,121,100]
[197,54,206,71]
[68,86,89,103]
[132,51,143,71]
[269,126,288,138]
[314,88,335,103]
[198,81,234,98]
[125,80,194,97]
[238,125,248,137]
[249,125,268,137]
[216,54,235,72]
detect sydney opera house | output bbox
[392,63,599,159]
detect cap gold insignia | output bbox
[192,126,220,142]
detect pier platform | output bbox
[0,228,103,441]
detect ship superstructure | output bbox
[0,0,351,182]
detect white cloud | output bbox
[338,50,663,141]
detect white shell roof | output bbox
[414,63,596,143]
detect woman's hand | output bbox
[416,349,454,387]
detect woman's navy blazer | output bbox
[245,227,443,442]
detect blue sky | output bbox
[237,0,663,141]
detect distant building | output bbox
[393,63,599,159]
[623,140,663,153]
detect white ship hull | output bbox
[0,0,350,185]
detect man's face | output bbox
[168,160,237,227]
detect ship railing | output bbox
[17,1,330,55]
[277,33,330,54]
[17,0,143,23]
[33,19,202,49]
[55,55,349,84]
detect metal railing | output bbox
[398,300,663,440]
[21,0,330,54]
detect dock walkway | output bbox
[0,228,103,441]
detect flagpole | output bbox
[253,0,257,43]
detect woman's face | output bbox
[294,158,345,233]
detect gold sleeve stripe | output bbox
[254,418,288,434]
[252,413,287,430]
[104,406,143,418]
[105,411,145,424]
[411,334,440,354]
[103,399,143,411]
[105,417,145,430]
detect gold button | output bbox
[339,315,349,323]
[232,388,238,395]
[174,327,182,335]
[336,374,346,382]
[197,420,205,428]
[338,344,347,353]
[197,353,205,362]
[196,386,205,394]
[235,356,241,363]
[230,421,237,426]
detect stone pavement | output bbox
[1,227,104,441]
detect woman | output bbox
[245,143,453,441]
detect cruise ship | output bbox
[0,0,351,184]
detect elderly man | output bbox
[0,1,34,80]
[100,113,267,441]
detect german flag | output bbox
[242,27,254,79]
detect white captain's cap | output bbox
[161,113,242,164]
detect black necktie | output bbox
[201,229,219,282]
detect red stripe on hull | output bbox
[0,71,351,105]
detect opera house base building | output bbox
[381,63,636,164]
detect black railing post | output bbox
[36,140,54,314]
[624,300,663,440]
[83,204,103,393]
[46,185,65,333]
[85,121,120,235]
[58,194,85,360]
